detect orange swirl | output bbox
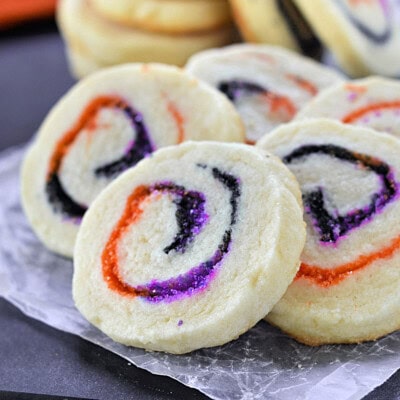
[102,185,151,297]
[296,234,400,287]
[342,101,400,124]
[47,96,127,178]
[166,101,185,143]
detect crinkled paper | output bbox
[1,146,400,400]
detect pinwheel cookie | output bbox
[90,0,232,34]
[229,0,321,58]
[57,0,236,76]
[73,141,306,353]
[21,64,244,258]
[258,119,400,345]
[186,44,344,143]
[297,77,400,138]
[293,0,400,77]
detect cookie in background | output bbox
[229,0,322,59]
[293,0,400,77]
[90,0,232,34]
[296,77,400,138]
[57,0,237,79]
[186,44,344,144]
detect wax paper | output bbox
[1,146,400,400]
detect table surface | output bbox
[0,21,399,400]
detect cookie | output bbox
[258,119,400,345]
[186,44,344,143]
[57,0,236,72]
[297,77,400,138]
[229,0,321,59]
[73,141,306,354]
[293,0,400,77]
[21,64,244,258]
[65,46,105,79]
[90,0,232,34]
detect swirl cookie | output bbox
[90,0,232,34]
[293,0,400,77]
[73,141,306,353]
[229,0,321,58]
[258,119,400,345]
[57,0,236,75]
[21,64,244,258]
[297,77,400,138]
[186,44,344,143]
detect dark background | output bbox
[0,21,399,400]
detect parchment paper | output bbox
[1,146,400,400]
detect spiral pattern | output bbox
[283,144,399,244]
[101,165,241,303]
[45,95,154,220]
[218,79,297,141]
[340,0,391,43]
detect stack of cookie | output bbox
[57,0,235,79]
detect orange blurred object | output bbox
[0,0,57,29]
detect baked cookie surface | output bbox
[293,0,400,77]
[73,141,306,353]
[258,119,400,345]
[65,46,104,79]
[297,77,400,138]
[186,44,344,143]
[90,0,232,34]
[21,64,244,257]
